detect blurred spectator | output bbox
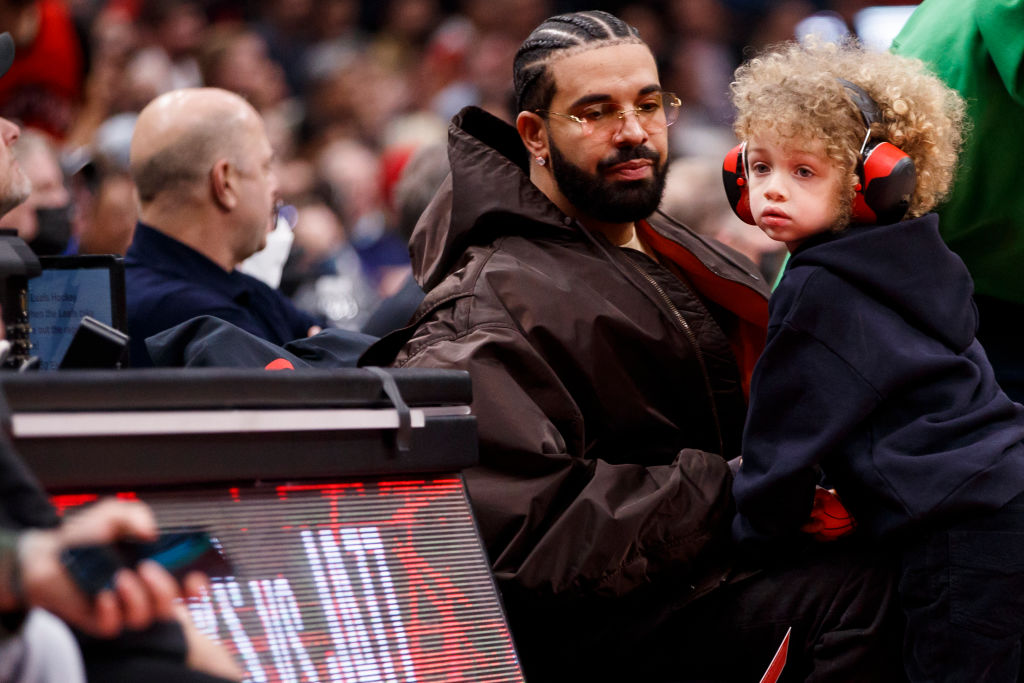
[90,110,136,172]
[275,153,317,201]
[659,0,742,159]
[129,0,205,95]
[368,0,442,73]
[280,188,345,296]
[463,29,519,121]
[198,22,302,161]
[619,3,668,61]
[253,0,314,98]
[316,136,409,287]
[745,0,819,50]
[361,141,448,337]
[302,0,367,86]
[665,0,736,126]
[420,16,476,122]
[306,52,410,146]
[460,0,550,43]
[417,14,518,123]
[63,111,137,255]
[199,24,289,114]
[289,195,380,331]
[77,171,136,255]
[0,127,73,255]
[63,3,139,150]
[794,10,852,46]
[0,0,85,139]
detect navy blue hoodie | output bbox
[733,214,1024,544]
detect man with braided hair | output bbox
[362,11,902,681]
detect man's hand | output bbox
[17,498,165,637]
[177,571,245,681]
[17,499,244,680]
[800,486,856,541]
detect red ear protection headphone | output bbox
[722,79,917,226]
[722,141,754,224]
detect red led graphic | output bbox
[56,477,522,682]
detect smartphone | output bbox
[61,529,233,597]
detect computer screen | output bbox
[26,255,126,370]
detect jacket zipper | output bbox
[626,258,725,456]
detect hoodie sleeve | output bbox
[733,321,881,548]
[397,322,734,600]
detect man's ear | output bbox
[210,159,237,211]
[516,111,549,162]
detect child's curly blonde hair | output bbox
[731,39,966,225]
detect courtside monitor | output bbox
[26,255,126,370]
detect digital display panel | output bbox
[54,476,523,682]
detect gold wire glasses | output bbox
[536,92,682,137]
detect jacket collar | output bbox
[126,222,249,300]
[411,107,579,290]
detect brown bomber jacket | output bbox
[360,106,770,666]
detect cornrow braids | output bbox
[513,10,643,114]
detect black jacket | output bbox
[734,214,1024,545]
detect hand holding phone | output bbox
[61,530,232,597]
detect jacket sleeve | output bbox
[398,323,734,600]
[732,322,880,546]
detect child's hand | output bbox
[800,486,856,541]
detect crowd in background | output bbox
[0,0,910,334]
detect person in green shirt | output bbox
[892,0,1024,401]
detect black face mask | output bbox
[29,205,72,255]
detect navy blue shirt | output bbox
[125,222,321,366]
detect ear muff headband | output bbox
[838,80,917,224]
[722,142,754,225]
[836,78,881,128]
[853,140,917,225]
[722,80,917,226]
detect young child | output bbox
[728,40,1024,682]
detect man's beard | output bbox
[548,138,668,224]
[0,166,31,217]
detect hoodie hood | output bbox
[409,107,576,291]
[789,214,977,351]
